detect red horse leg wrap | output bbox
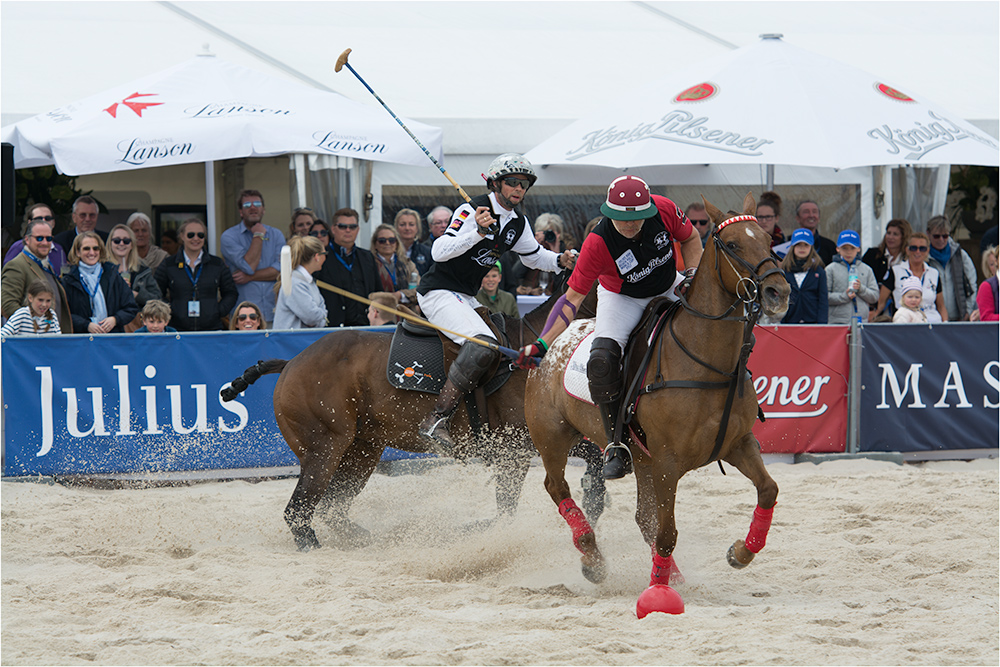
[650,552,680,587]
[744,505,774,553]
[558,499,593,553]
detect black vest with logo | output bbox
[594,210,677,298]
[417,193,528,297]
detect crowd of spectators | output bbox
[2,190,998,336]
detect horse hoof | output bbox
[292,529,322,552]
[727,540,754,569]
[582,556,607,584]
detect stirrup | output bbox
[419,414,455,457]
[602,444,633,480]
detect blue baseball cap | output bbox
[790,228,814,246]
[837,230,861,248]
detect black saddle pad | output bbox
[386,316,512,396]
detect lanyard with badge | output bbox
[184,261,204,318]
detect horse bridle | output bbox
[636,214,783,468]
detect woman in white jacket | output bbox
[272,235,328,330]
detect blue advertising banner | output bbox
[859,323,999,452]
[2,330,354,476]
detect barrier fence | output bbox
[1,323,997,477]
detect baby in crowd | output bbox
[0,279,61,336]
[892,277,928,323]
[134,300,177,333]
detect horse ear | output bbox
[743,192,756,216]
[702,195,723,224]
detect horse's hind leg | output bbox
[569,438,607,523]
[539,428,606,584]
[283,426,355,552]
[315,438,382,549]
[723,432,779,569]
[493,437,531,519]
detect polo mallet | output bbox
[312,278,531,361]
[335,48,476,207]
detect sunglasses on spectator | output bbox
[931,233,949,240]
[909,244,928,252]
[32,235,54,242]
[80,245,100,252]
[237,313,259,321]
[336,223,359,230]
[30,215,55,222]
[111,237,132,245]
[690,219,710,226]
[502,177,530,189]
[186,232,206,239]
[308,229,329,237]
[241,201,264,209]
[293,207,314,214]
[376,237,397,244]
[756,214,777,221]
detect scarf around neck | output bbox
[78,262,108,323]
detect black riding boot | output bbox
[418,334,499,457]
[417,380,464,456]
[598,399,632,479]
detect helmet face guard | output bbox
[485,153,538,190]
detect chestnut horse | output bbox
[222,291,605,552]
[524,193,791,599]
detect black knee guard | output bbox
[449,335,500,393]
[587,337,623,404]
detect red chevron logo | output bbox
[103,92,163,118]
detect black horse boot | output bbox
[418,335,499,456]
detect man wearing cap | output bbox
[825,229,879,324]
[515,175,703,479]
[415,153,576,453]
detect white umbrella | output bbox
[1,54,443,175]
[525,35,998,170]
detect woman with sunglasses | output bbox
[273,235,329,330]
[154,218,238,331]
[925,215,977,321]
[62,232,139,333]
[371,224,419,304]
[108,224,161,328]
[229,301,267,331]
[874,232,948,322]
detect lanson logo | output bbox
[34,364,248,457]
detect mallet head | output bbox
[335,48,352,73]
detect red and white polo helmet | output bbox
[600,175,657,221]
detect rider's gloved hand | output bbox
[676,267,697,297]
[514,339,547,369]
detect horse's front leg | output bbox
[539,431,606,584]
[723,431,779,568]
[647,458,684,587]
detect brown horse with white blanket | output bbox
[524,193,790,605]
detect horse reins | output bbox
[629,216,782,469]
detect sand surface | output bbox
[2,457,997,666]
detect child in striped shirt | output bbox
[1,279,61,336]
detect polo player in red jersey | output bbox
[515,175,704,479]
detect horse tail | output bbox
[220,359,288,402]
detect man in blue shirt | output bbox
[220,189,286,324]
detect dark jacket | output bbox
[781,265,829,324]
[154,252,238,331]
[314,242,379,327]
[861,247,891,283]
[61,261,139,333]
[407,240,434,276]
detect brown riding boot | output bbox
[418,380,464,456]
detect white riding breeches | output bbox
[593,272,685,352]
[416,289,494,345]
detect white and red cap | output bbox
[600,175,657,221]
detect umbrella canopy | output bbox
[525,35,998,170]
[1,55,443,175]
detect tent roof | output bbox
[3,1,998,153]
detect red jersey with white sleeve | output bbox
[568,195,694,299]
